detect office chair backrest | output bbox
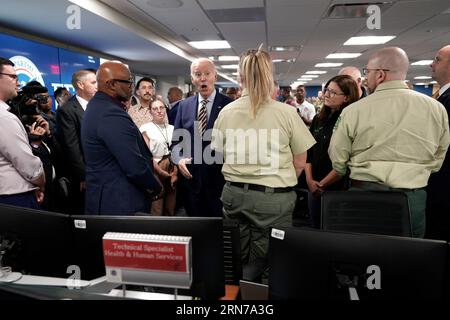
[321,191,412,237]
[222,219,242,285]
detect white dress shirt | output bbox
[76,95,89,111]
[197,90,216,120]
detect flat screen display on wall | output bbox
[0,32,99,109]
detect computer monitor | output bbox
[269,227,449,300]
[70,215,224,299]
[0,204,74,278]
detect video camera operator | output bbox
[0,57,45,209]
[16,82,65,211]
[23,81,57,137]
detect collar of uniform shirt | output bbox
[374,80,409,93]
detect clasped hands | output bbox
[307,179,325,196]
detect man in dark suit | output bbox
[81,61,161,215]
[427,45,450,240]
[56,69,97,214]
[171,58,233,217]
[167,86,183,125]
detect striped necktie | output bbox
[432,90,440,100]
[198,99,208,136]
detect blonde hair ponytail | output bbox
[239,47,274,118]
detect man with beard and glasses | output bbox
[128,77,155,128]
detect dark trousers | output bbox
[0,191,41,209]
[308,192,321,229]
[426,172,450,241]
[221,182,295,282]
[350,180,426,238]
[66,178,85,215]
[183,188,223,217]
[180,177,223,218]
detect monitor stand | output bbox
[0,266,22,283]
[348,286,359,300]
[0,244,22,283]
[336,274,360,300]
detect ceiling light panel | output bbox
[189,40,231,49]
[315,63,343,67]
[306,71,328,75]
[218,56,239,61]
[411,60,433,66]
[344,36,396,45]
[326,53,362,59]
[269,45,301,52]
[222,64,239,69]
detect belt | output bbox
[350,179,388,190]
[227,181,293,193]
[350,179,424,192]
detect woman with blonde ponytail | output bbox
[212,47,316,280]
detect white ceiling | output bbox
[0,0,449,87]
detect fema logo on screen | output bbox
[9,55,45,87]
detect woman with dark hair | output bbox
[305,75,360,228]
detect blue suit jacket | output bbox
[426,87,450,238]
[168,100,181,125]
[171,92,233,216]
[437,88,450,174]
[81,92,161,215]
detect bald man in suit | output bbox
[81,61,161,215]
[426,45,450,240]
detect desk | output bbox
[0,274,192,300]
[106,288,191,300]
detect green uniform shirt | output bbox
[329,80,450,189]
[212,90,316,187]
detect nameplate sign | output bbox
[103,232,192,288]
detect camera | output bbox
[7,85,48,117]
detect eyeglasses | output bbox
[112,78,134,87]
[324,88,345,98]
[0,72,18,80]
[151,106,166,112]
[362,68,391,76]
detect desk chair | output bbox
[321,191,412,237]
